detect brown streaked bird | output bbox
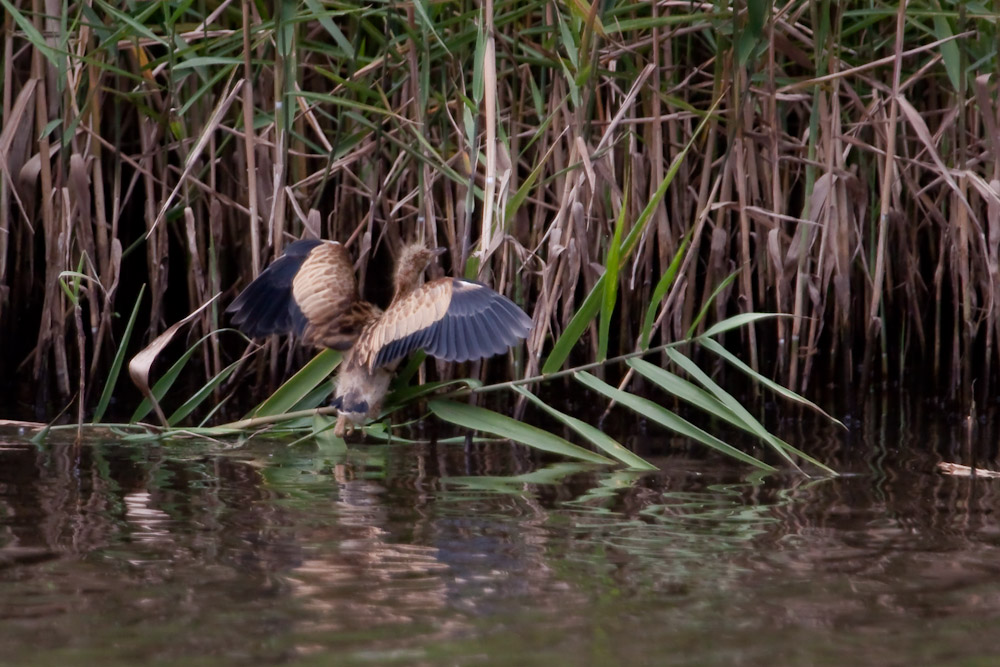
[227,239,533,436]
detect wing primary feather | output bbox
[415,326,433,354]
[493,295,533,336]
[468,315,490,358]
[444,316,460,360]
[455,316,473,361]
[477,307,508,355]
[423,322,446,359]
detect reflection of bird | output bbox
[228,239,532,436]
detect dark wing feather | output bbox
[359,278,532,369]
[227,239,369,350]
[226,239,323,337]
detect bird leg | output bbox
[334,414,352,438]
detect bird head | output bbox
[393,242,446,299]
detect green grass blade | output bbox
[167,359,242,426]
[250,348,342,418]
[428,399,614,465]
[303,0,355,58]
[511,385,657,470]
[640,234,690,349]
[0,0,65,68]
[686,269,740,339]
[573,371,774,471]
[542,275,605,374]
[599,189,627,361]
[93,285,145,423]
[700,312,782,339]
[697,338,844,427]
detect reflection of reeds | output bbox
[2,4,998,417]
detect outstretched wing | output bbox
[355,278,533,370]
[227,239,367,350]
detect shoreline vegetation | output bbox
[1,2,997,468]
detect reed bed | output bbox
[1,1,998,421]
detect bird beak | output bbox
[430,246,447,257]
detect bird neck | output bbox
[391,264,424,303]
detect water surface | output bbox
[2,397,1000,665]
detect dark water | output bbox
[3,398,1000,666]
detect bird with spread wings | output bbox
[227,239,533,436]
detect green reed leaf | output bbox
[512,385,657,469]
[250,349,342,419]
[93,286,145,423]
[696,338,844,427]
[574,371,775,471]
[428,399,613,465]
[641,233,690,349]
[664,349,835,476]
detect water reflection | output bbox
[2,396,1000,663]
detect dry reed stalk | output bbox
[868,2,906,355]
[242,0,261,278]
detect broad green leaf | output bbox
[312,414,347,455]
[173,56,242,71]
[0,0,65,68]
[250,349,342,418]
[444,462,600,494]
[932,13,961,91]
[131,331,220,423]
[736,0,767,65]
[627,358,748,432]
[574,371,774,471]
[38,118,61,141]
[391,350,427,388]
[542,276,605,374]
[512,385,657,470]
[428,399,613,465]
[385,378,483,409]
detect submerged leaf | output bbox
[312,414,347,455]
